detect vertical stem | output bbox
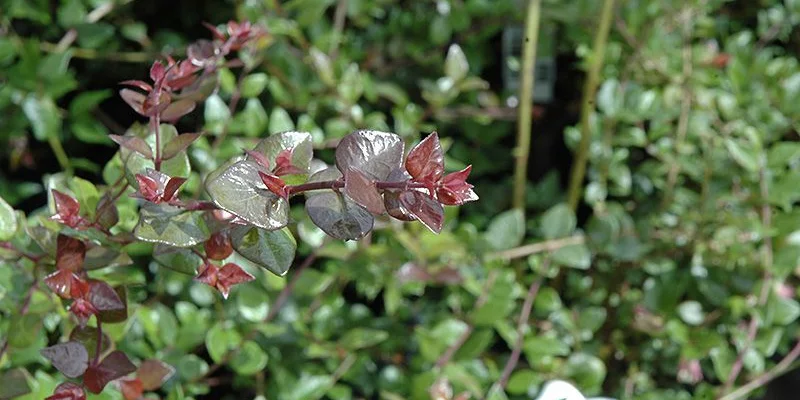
[153,113,162,171]
[566,0,616,211]
[94,320,103,364]
[511,0,542,213]
[48,133,72,175]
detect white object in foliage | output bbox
[534,380,617,400]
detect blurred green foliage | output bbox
[1,0,800,399]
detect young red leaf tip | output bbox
[344,168,385,214]
[119,80,152,92]
[205,231,234,260]
[46,382,87,400]
[163,177,187,202]
[119,378,144,400]
[273,148,303,176]
[436,165,478,206]
[45,269,85,299]
[246,149,271,170]
[405,132,444,184]
[149,61,166,83]
[70,298,98,327]
[51,189,85,228]
[56,234,87,272]
[216,262,255,299]
[258,171,289,200]
[135,174,160,203]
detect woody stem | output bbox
[284,180,428,196]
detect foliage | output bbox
[1,0,799,400]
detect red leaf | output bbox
[204,231,233,260]
[119,88,146,116]
[119,80,152,92]
[45,269,84,299]
[46,382,86,400]
[119,378,143,400]
[69,298,98,326]
[203,21,226,41]
[163,177,187,202]
[273,148,303,176]
[137,359,175,390]
[399,190,444,233]
[56,235,86,272]
[216,262,254,299]
[109,135,153,159]
[194,263,218,287]
[40,341,89,379]
[344,168,385,214]
[88,281,127,323]
[51,190,84,228]
[149,61,166,83]
[258,171,288,200]
[405,132,444,184]
[160,99,196,122]
[83,351,137,394]
[436,165,478,206]
[383,190,415,221]
[135,175,160,203]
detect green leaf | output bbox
[177,354,209,381]
[0,368,31,399]
[507,369,539,396]
[337,63,363,104]
[725,138,759,172]
[240,73,269,98]
[678,301,705,326]
[541,203,577,239]
[287,375,332,400]
[22,94,61,141]
[153,244,203,275]
[711,346,735,380]
[134,203,211,247]
[551,243,591,269]
[339,328,389,350]
[205,322,242,363]
[268,107,295,134]
[0,196,18,241]
[230,341,268,375]
[444,44,469,81]
[771,295,800,325]
[309,47,335,86]
[230,225,296,276]
[484,209,525,250]
[204,94,231,135]
[236,283,269,322]
[564,353,606,394]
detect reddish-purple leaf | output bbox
[344,168,385,214]
[119,378,143,400]
[149,61,166,83]
[56,235,86,272]
[405,132,444,184]
[161,133,202,160]
[109,134,153,159]
[70,298,98,326]
[119,88,146,116]
[163,177,187,202]
[83,351,137,394]
[135,174,161,203]
[70,326,111,360]
[41,341,89,378]
[399,190,444,233]
[216,262,255,299]
[335,130,404,180]
[46,382,86,400]
[195,262,218,287]
[51,189,84,228]
[45,269,89,299]
[245,150,270,170]
[436,165,478,206]
[273,148,303,176]
[137,359,176,390]
[89,282,127,323]
[204,231,233,260]
[258,171,288,200]
[95,193,119,230]
[119,80,152,92]
[383,190,416,221]
[160,99,196,122]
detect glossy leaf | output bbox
[0,195,17,241]
[83,351,137,394]
[134,203,211,247]
[56,234,86,271]
[399,190,444,233]
[153,244,202,275]
[305,167,374,240]
[45,382,86,400]
[51,189,84,228]
[40,341,89,378]
[230,225,296,276]
[249,131,313,177]
[405,132,444,183]
[344,168,385,214]
[205,230,234,260]
[88,281,127,323]
[335,130,404,180]
[437,165,478,206]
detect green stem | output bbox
[566,0,616,211]
[511,0,542,213]
[47,133,72,175]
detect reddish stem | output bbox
[285,180,427,196]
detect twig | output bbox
[493,259,549,392]
[329,0,349,59]
[486,235,585,261]
[434,271,498,369]
[721,162,774,394]
[662,7,694,209]
[719,340,800,400]
[566,0,616,211]
[511,0,542,212]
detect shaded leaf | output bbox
[83,246,133,270]
[109,134,153,159]
[339,328,389,350]
[137,359,176,390]
[399,190,444,233]
[153,244,202,275]
[335,130,404,180]
[540,203,576,239]
[160,99,196,122]
[88,281,127,323]
[0,368,31,400]
[83,351,137,394]
[344,168,384,214]
[305,167,374,240]
[230,225,296,276]
[552,244,592,269]
[230,341,268,375]
[56,234,87,272]
[69,326,111,360]
[94,193,119,230]
[41,341,89,379]
[162,133,201,160]
[205,230,233,260]
[134,203,211,247]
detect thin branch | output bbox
[719,340,800,400]
[493,259,549,392]
[566,0,616,211]
[511,0,542,212]
[486,235,585,261]
[329,0,349,59]
[721,162,774,394]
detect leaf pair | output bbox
[41,342,137,394]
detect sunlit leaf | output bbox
[134,203,211,247]
[335,130,404,180]
[305,167,374,240]
[230,225,296,276]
